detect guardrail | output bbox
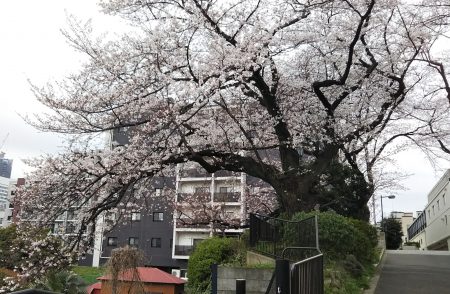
[290,254,324,294]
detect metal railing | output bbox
[179,168,211,177]
[290,254,324,294]
[214,192,240,202]
[174,245,194,256]
[249,213,319,260]
[177,192,240,203]
[249,213,323,294]
[214,170,235,177]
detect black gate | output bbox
[290,253,324,294]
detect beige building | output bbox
[390,211,415,243]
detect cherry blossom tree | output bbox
[0,225,74,293]
[20,0,450,241]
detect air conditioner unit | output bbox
[171,269,181,278]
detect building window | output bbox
[153,212,163,222]
[437,200,440,210]
[107,237,118,246]
[66,223,76,234]
[151,238,161,248]
[53,222,64,234]
[66,210,76,220]
[105,212,116,221]
[446,215,448,226]
[195,187,210,194]
[180,269,187,278]
[155,188,162,197]
[428,209,431,218]
[129,237,139,247]
[193,238,204,249]
[219,187,228,194]
[432,205,435,215]
[131,212,141,221]
[444,194,446,206]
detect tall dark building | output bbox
[0,153,12,178]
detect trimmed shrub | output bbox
[187,237,238,292]
[291,211,377,264]
[404,241,420,248]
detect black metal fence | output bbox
[249,213,323,294]
[290,254,324,294]
[249,213,319,261]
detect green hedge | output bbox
[291,211,377,264]
[187,237,238,292]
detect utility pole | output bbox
[372,195,376,225]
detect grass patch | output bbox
[245,263,275,269]
[324,260,375,294]
[72,266,105,285]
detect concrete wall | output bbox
[409,230,427,250]
[217,266,274,294]
[246,251,275,267]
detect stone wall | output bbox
[217,266,274,294]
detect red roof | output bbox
[98,267,186,285]
[86,282,102,294]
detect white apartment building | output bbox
[0,176,9,226]
[0,177,13,228]
[172,162,245,260]
[409,170,450,250]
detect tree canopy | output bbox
[382,217,403,250]
[20,0,450,242]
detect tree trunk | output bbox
[272,173,371,220]
[272,176,319,217]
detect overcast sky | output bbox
[0,1,448,220]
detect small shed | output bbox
[97,267,185,294]
[86,282,102,294]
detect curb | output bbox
[363,248,386,294]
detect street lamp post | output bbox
[380,195,396,231]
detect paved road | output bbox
[375,250,450,294]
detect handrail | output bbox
[290,253,323,268]
[281,247,322,259]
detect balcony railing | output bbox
[179,168,210,178]
[214,192,240,202]
[174,245,194,256]
[177,192,240,202]
[176,219,210,229]
[214,170,235,177]
[179,168,238,178]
